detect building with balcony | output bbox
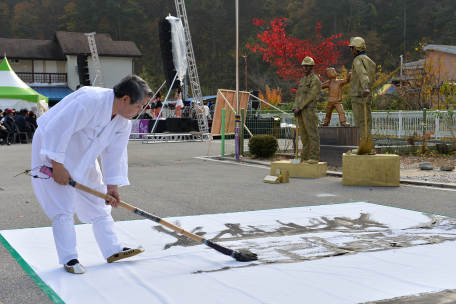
[391,45,456,88]
[0,32,142,106]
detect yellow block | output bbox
[342,153,400,187]
[271,160,327,179]
[264,175,280,184]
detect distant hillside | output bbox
[1,0,454,95]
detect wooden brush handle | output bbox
[69,179,136,213]
[69,179,204,243]
[65,178,255,261]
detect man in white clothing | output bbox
[31,75,153,274]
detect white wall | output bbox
[45,61,57,73]
[67,55,134,91]
[9,60,66,74]
[9,59,32,72]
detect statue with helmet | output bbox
[292,56,321,164]
[349,37,377,154]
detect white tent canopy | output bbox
[0,57,49,115]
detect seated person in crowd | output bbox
[27,110,38,129]
[3,109,15,126]
[0,109,10,145]
[15,109,33,141]
[1,110,7,123]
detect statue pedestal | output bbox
[319,126,359,146]
[342,154,400,187]
[318,126,362,166]
[271,161,327,179]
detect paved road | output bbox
[1,140,455,304]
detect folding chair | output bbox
[9,121,29,144]
[3,120,15,144]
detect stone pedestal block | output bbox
[320,146,382,167]
[271,161,327,179]
[342,154,400,187]
[318,126,360,146]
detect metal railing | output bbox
[369,110,456,140]
[221,109,299,156]
[220,109,456,156]
[16,72,67,83]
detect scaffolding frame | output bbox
[174,0,208,134]
[138,132,210,143]
[85,32,105,88]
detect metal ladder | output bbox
[174,0,208,134]
[85,32,105,88]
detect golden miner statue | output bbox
[321,68,351,127]
[292,56,321,164]
[349,37,376,154]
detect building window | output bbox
[9,59,20,64]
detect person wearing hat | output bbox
[349,37,376,154]
[3,108,15,127]
[292,56,321,164]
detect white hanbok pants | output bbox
[31,132,123,264]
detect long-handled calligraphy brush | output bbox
[39,166,258,262]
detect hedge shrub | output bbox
[248,135,278,158]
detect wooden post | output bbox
[221,108,225,157]
[240,108,245,156]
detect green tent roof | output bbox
[0,57,49,103]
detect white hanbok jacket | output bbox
[36,87,131,186]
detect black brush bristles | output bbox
[231,249,258,262]
[203,239,258,262]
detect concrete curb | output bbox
[210,156,456,189]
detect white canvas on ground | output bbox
[2,202,456,304]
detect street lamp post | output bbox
[243,53,247,91]
[235,0,240,161]
[235,0,239,114]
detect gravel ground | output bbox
[399,155,456,183]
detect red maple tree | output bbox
[246,18,349,90]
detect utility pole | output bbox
[235,0,240,161]
[242,54,247,91]
[403,1,406,59]
[235,0,239,114]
